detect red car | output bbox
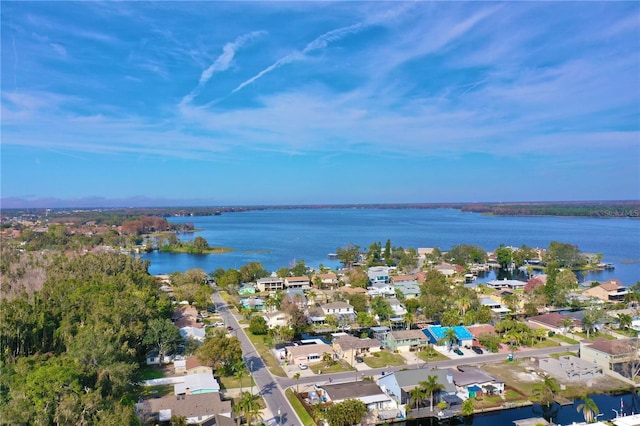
[227,326,233,331]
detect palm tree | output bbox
[420,375,445,413]
[533,376,559,407]
[577,396,600,423]
[461,398,474,416]
[534,327,548,343]
[238,391,261,426]
[582,312,597,340]
[403,312,414,330]
[293,372,301,393]
[409,386,425,410]
[619,313,633,331]
[234,363,248,392]
[457,295,471,316]
[444,327,458,351]
[562,317,575,336]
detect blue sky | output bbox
[1,1,639,208]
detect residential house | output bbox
[283,288,308,309]
[241,297,265,310]
[261,311,291,329]
[315,381,399,421]
[314,273,338,288]
[336,285,369,298]
[332,335,382,366]
[526,312,582,334]
[174,356,213,376]
[285,276,311,290]
[433,263,457,276]
[367,266,391,285]
[393,282,421,299]
[466,324,497,342]
[238,284,256,296]
[256,275,285,292]
[448,366,504,399]
[424,326,474,349]
[146,350,173,365]
[286,342,334,365]
[580,338,640,380]
[377,369,457,418]
[479,297,510,318]
[384,330,429,352]
[179,326,206,342]
[321,302,356,326]
[485,279,527,291]
[174,372,221,395]
[368,282,396,298]
[138,392,232,425]
[390,275,417,285]
[388,298,408,317]
[582,280,628,303]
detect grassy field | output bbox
[552,334,579,344]
[549,351,579,358]
[139,384,174,399]
[529,339,561,349]
[309,360,352,374]
[246,332,287,377]
[218,375,255,390]
[417,349,450,362]
[285,389,316,426]
[363,351,406,368]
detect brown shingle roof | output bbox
[389,330,428,341]
[144,393,231,419]
[527,312,582,328]
[333,335,381,351]
[587,338,636,355]
[466,324,496,337]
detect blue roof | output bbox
[423,325,474,343]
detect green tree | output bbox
[239,261,269,283]
[192,236,209,253]
[619,313,633,331]
[420,375,444,412]
[409,386,425,410]
[237,391,262,426]
[293,372,301,393]
[461,398,475,416]
[196,331,243,376]
[325,399,367,426]
[143,318,184,364]
[347,293,367,313]
[249,316,268,335]
[495,244,513,269]
[446,244,488,265]
[532,376,559,407]
[291,260,308,277]
[336,244,360,269]
[545,241,586,268]
[371,297,393,323]
[440,309,462,327]
[576,396,599,423]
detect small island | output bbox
[159,235,233,255]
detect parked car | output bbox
[226,326,234,331]
[471,346,483,354]
[213,322,224,327]
[299,364,308,370]
[355,356,364,363]
[453,348,464,356]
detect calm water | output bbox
[409,392,639,425]
[142,208,640,284]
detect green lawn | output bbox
[363,351,406,368]
[549,351,578,358]
[552,334,579,344]
[417,349,449,362]
[246,332,287,377]
[138,366,165,380]
[309,360,352,374]
[529,339,560,349]
[139,384,174,399]
[218,375,256,391]
[574,331,618,340]
[285,389,316,426]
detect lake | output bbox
[142,208,639,284]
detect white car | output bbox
[213,322,225,327]
[299,364,308,370]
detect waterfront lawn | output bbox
[246,333,287,377]
[363,351,406,368]
[310,360,352,374]
[285,389,316,426]
[417,348,450,362]
[552,334,579,345]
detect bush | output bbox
[249,316,268,335]
[548,331,555,337]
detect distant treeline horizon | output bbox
[2,200,639,221]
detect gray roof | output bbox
[144,393,231,419]
[448,366,500,387]
[322,380,385,400]
[387,369,456,393]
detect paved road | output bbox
[279,344,581,389]
[212,290,581,425]
[213,291,300,426]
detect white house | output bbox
[179,326,206,342]
[262,311,291,328]
[388,298,407,317]
[321,302,355,316]
[285,276,311,290]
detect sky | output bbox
[1,1,639,208]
